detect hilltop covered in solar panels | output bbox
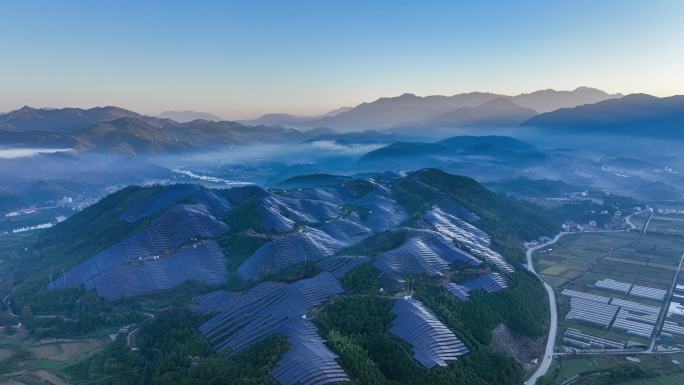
[19,168,557,385]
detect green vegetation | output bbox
[486,177,585,198]
[533,231,639,287]
[20,289,144,339]
[276,173,350,188]
[337,229,408,257]
[621,372,684,385]
[342,263,382,294]
[222,202,265,232]
[416,271,548,344]
[1,170,561,384]
[67,309,287,385]
[535,230,684,346]
[541,353,684,385]
[316,294,526,385]
[392,168,559,262]
[20,186,163,279]
[645,213,684,237]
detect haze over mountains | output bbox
[0,107,319,155]
[157,110,223,122]
[2,87,684,157]
[243,86,623,131]
[522,94,684,138]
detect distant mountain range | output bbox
[244,87,622,131]
[389,98,537,136]
[239,106,353,126]
[522,94,684,138]
[4,87,684,156]
[0,106,326,155]
[357,135,547,172]
[157,110,223,122]
[0,106,146,133]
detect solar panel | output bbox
[443,283,471,301]
[425,206,513,273]
[238,227,344,280]
[461,272,508,293]
[273,320,350,385]
[389,298,469,367]
[197,272,344,354]
[373,229,480,282]
[121,184,232,222]
[49,205,229,298]
[315,255,371,279]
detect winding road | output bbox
[524,211,650,384]
[524,232,567,385]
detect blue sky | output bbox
[1,0,683,118]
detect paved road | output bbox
[643,210,654,235]
[649,248,684,352]
[525,232,567,385]
[2,287,18,318]
[525,209,666,385]
[523,227,635,385]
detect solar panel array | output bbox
[373,230,480,282]
[238,227,344,280]
[630,284,667,301]
[353,184,407,232]
[283,180,407,233]
[122,184,232,222]
[595,278,632,294]
[193,290,237,315]
[612,309,655,338]
[562,288,663,337]
[461,272,508,293]
[443,283,471,301]
[591,278,667,301]
[223,185,271,205]
[610,298,661,314]
[561,289,611,303]
[272,320,350,385]
[564,297,619,328]
[424,206,513,273]
[316,215,372,246]
[563,328,624,350]
[48,205,229,299]
[51,177,512,381]
[259,195,342,232]
[197,272,343,354]
[662,320,684,336]
[389,298,469,368]
[435,199,481,223]
[283,187,344,204]
[315,255,371,279]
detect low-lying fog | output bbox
[1,130,683,231]
[0,147,74,158]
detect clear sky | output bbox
[1,0,683,119]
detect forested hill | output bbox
[10,169,557,385]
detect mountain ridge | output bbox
[243,87,622,130]
[522,93,684,138]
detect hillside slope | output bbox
[522,94,684,139]
[11,170,556,385]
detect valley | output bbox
[3,2,683,383]
[530,211,684,385]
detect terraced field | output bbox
[533,232,638,288]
